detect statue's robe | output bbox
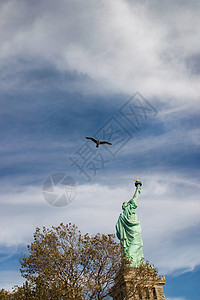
[116,197,144,266]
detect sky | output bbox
[0,0,200,299]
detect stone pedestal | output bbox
[111,267,166,300]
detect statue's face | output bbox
[122,201,128,210]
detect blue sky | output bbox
[0,0,200,299]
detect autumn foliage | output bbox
[1,223,157,300]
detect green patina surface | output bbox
[116,183,144,266]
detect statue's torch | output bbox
[134,179,142,193]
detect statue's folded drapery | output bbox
[116,185,143,266]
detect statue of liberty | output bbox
[116,180,144,267]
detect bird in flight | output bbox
[85,137,112,148]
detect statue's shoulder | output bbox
[129,199,137,209]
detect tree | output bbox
[20,223,122,300]
[2,223,158,300]
[0,289,11,300]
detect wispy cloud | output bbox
[0,0,199,296]
[0,271,24,291]
[1,169,199,275]
[0,0,199,101]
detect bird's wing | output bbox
[99,141,112,145]
[85,137,97,143]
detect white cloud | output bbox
[0,170,200,275]
[121,125,200,157]
[0,271,24,291]
[0,170,199,290]
[0,0,200,292]
[0,0,199,102]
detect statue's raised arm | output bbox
[116,180,144,267]
[129,180,142,206]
